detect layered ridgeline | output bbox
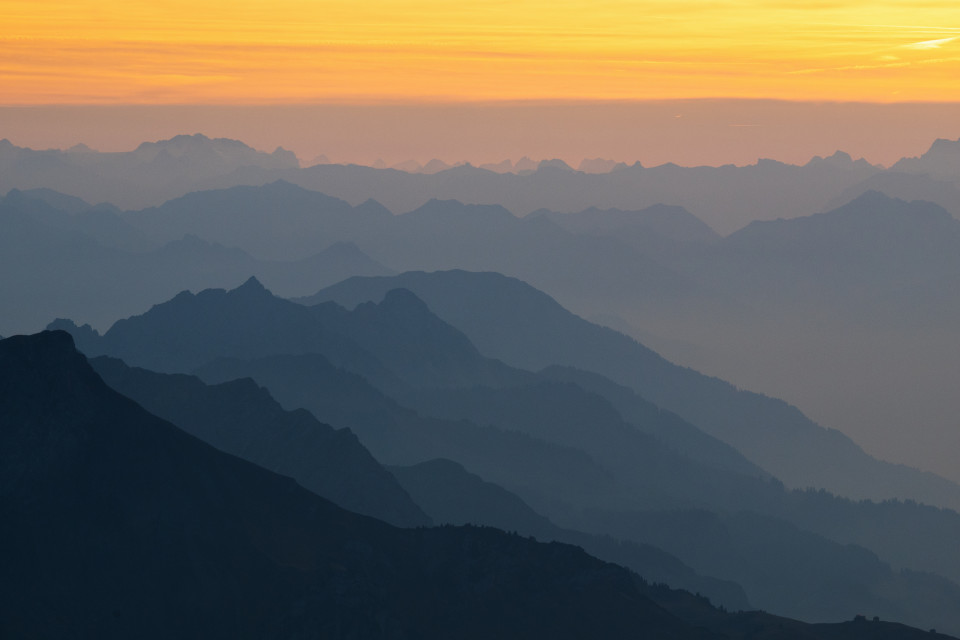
[0,133,903,232]
[91,356,751,610]
[6,134,960,231]
[0,134,299,210]
[88,355,428,528]
[8,177,960,489]
[7,330,956,639]
[0,188,391,335]
[0,331,724,640]
[303,269,960,511]
[51,279,960,634]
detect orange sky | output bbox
[3,1,960,104]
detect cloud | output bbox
[903,36,958,50]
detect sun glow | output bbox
[2,1,960,104]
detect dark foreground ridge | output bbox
[0,331,954,640]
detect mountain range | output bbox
[49,278,960,634]
[306,269,960,509]
[8,175,960,491]
[1,331,734,639]
[7,131,960,636]
[4,134,960,233]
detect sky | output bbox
[2,1,960,163]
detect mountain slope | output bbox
[304,269,960,511]
[0,189,391,335]
[391,458,752,611]
[0,330,715,640]
[89,355,429,527]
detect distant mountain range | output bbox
[4,133,960,232]
[0,134,297,209]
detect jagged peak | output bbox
[46,318,101,339]
[233,276,269,295]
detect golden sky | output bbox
[2,1,960,104]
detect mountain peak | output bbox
[0,331,103,421]
[538,158,574,171]
[847,189,897,206]
[3,329,77,359]
[234,276,269,295]
[927,137,960,154]
[379,287,431,314]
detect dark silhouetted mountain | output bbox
[89,355,430,527]
[57,277,388,378]
[391,458,559,536]
[581,507,960,636]
[393,372,960,612]
[2,330,731,640]
[142,279,960,624]
[58,278,521,392]
[391,458,752,611]
[193,352,638,518]
[305,269,960,510]
[82,280,781,514]
[310,287,527,390]
[399,381,783,511]
[535,365,766,479]
[47,279,960,630]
